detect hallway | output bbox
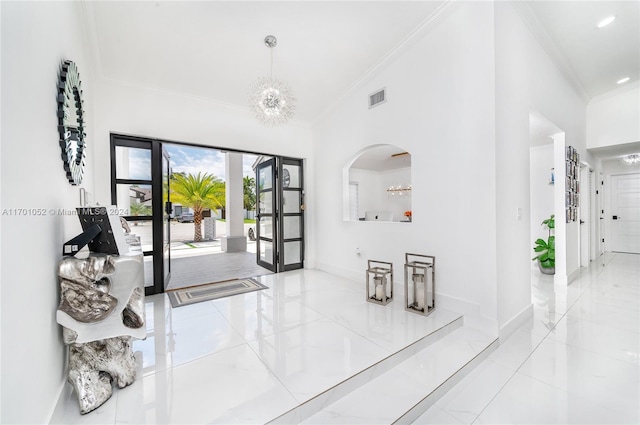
[416,252,639,424]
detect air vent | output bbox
[368,88,387,109]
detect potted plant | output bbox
[532,214,555,275]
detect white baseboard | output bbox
[314,261,364,284]
[499,303,533,340]
[567,267,581,284]
[555,267,581,286]
[437,293,498,336]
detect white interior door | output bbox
[579,165,590,266]
[609,173,640,254]
[598,172,605,256]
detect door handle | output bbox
[580,220,585,224]
[613,215,619,220]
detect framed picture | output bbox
[576,181,580,193]
[566,177,571,192]
[566,162,571,176]
[566,147,572,160]
[566,192,571,207]
[575,194,580,207]
[566,208,571,223]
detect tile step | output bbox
[267,316,476,424]
[297,325,498,424]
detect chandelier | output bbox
[387,184,412,198]
[249,35,296,127]
[619,154,640,165]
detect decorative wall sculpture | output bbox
[57,60,87,185]
[565,146,580,223]
[57,254,145,414]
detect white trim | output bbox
[313,0,463,124]
[511,1,590,103]
[499,303,533,340]
[314,261,362,284]
[437,293,498,336]
[313,262,498,336]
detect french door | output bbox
[111,134,171,295]
[256,157,304,272]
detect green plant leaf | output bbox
[540,258,553,268]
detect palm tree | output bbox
[243,176,256,211]
[170,172,225,242]
[129,201,151,226]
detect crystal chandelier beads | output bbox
[619,154,640,165]
[249,35,296,127]
[249,77,296,127]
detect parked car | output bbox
[178,212,194,223]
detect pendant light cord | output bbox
[270,47,274,79]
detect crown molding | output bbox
[99,76,310,128]
[312,0,463,126]
[589,80,639,104]
[511,0,590,104]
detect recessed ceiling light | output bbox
[617,77,631,84]
[597,16,616,28]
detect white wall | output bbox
[93,79,314,207]
[0,2,95,423]
[313,1,498,333]
[602,159,640,251]
[529,144,554,264]
[349,167,411,221]
[587,85,640,148]
[349,168,382,218]
[494,2,591,333]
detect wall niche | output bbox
[344,144,412,223]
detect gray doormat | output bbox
[167,278,268,308]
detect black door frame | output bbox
[111,133,305,292]
[110,134,169,296]
[255,156,305,272]
[256,158,278,272]
[278,157,304,271]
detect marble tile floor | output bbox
[50,268,473,424]
[415,252,640,424]
[50,252,639,424]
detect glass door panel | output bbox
[161,147,171,287]
[283,216,301,239]
[279,158,304,271]
[256,158,277,272]
[115,146,152,180]
[282,163,301,188]
[283,241,301,266]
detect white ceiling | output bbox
[350,145,411,171]
[88,1,443,123]
[525,0,639,99]
[86,1,638,134]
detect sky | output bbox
[124,144,260,181]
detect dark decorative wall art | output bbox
[565,146,580,223]
[57,60,86,185]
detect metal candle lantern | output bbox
[366,260,393,305]
[404,253,435,315]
